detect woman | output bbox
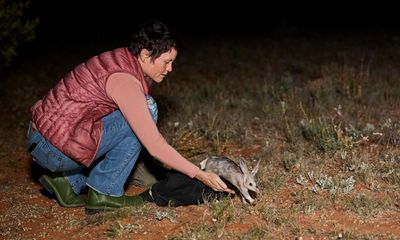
[27,20,232,212]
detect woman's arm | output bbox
[106,73,200,177]
[106,73,233,193]
[106,73,234,193]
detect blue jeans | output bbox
[28,95,158,197]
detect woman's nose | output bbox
[166,63,173,72]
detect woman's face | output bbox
[140,48,177,83]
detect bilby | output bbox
[200,155,260,204]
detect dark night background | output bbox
[25,1,400,46]
[6,1,396,82]
[2,2,400,239]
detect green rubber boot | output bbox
[85,188,144,214]
[39,173,86,208]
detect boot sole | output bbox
[39,175,85,208]
[85,207,118,215]
[85,201,145,215]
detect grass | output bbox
[3,31,400,239]
[347,193,392,217]
[168,225,217,240]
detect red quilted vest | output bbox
[31,48,148,167]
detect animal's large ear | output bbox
[239,159,249,175]
[199,157,208,170]
[251,160,260,176]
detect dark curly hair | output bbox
[129,20,179,61]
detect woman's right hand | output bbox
[195,170,235,194]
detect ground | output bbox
[1,137,399,239]
[1,31,400,239]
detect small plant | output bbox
[321,60,371,100]
[347,193,390,217]
[259,204,287,226]
[379,148,400,163]
[263,174,288,193]
[208,197,234,223]
[105,221,124,238]
[105,221,143,238]
[280,100,296,143]
[300,117,341,153]
[282,150,299,171]
[168,225,216,240]
[343,159,371,183]
[238,227,269,240]
[306,172,356,194]
[380,167,400,187]
[375,118,400,147]
[155,209,177,223]
[201,197,236,238]
[292,190,324,214]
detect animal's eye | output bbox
[249,183,253,186]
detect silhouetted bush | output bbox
[0,0,39,67]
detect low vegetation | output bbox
[1,31,399,239]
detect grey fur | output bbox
[200,155,260,204]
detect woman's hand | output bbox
[195,170,235,194]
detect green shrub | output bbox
[0,0,39,67]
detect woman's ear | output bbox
[139,49,150,63]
